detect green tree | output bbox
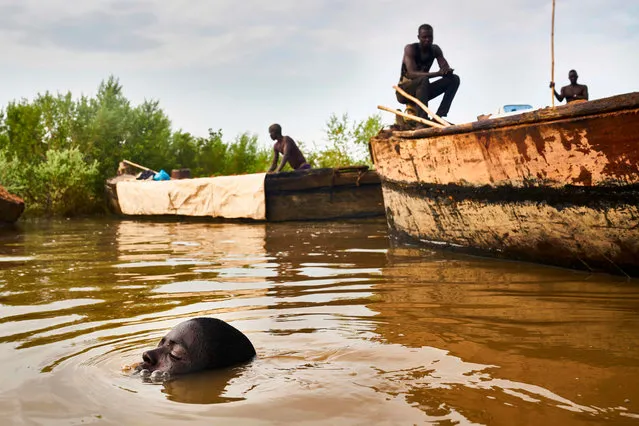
[85,76,133,179]
[2,99,46,162]
[195,129,227,176]
[224,133,270,175]
[170,130,199,171]
[124,99,173,172]
[314,112,383,168]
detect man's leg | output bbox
[427,74,460,117]
[397,77,430,119]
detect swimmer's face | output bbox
[138,320,208,375]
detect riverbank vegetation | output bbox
[0,76,382,217]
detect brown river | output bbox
[0,218,638,425]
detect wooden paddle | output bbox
[122,159,157,174]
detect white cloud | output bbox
[0,0,636,147]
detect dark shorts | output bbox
[296,163,311,170]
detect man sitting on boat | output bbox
[396,24,460,126]
[267,124,311,173]
[550,70,589,103]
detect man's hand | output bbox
[438,68,454,76]
[549,81,555,88]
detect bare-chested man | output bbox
[267,124,311,173]
[396,24,460,121]
[550,70,589,103]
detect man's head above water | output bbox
[136,317,256,376]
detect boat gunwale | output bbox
[382,92,639,140]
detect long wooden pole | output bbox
[377,105,445,129]
[393,85,451,126]
[123,159,157,174]
[551,0,556,107]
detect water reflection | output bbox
[161,368,248,404]
[370,247,639,423]
[0,218,637,425]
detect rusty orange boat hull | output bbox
[370,92,639,276]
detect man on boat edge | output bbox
[396,24,460,126]
[267,124,311,173]
[550,70,589,104]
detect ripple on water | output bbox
[0,219,638,425]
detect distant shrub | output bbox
[31,148,101,216]
[0,149,27,195]
[0,148,100,216]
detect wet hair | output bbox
[191,317,256,369]
[268,123,282,134]
[418,24,433,33]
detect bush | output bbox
[319,113,383,168]
[31,148,101,216]
[223,133,271,175]
[0,147,100,216]
[0,149,26,195]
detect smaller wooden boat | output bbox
[0,185,25,224]
[105,166,385,222]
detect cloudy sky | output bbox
[0,0,637,147]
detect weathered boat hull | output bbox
[0,185,25,224]
[370,92,639,276]
[264,167,384,221]
[106,167,385,222]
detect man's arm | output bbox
[434,45,453,75]
[403,44,448,80]
[549,82,565,102]
[267,147,279,173]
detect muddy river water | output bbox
[0,218,638,425]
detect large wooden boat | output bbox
[370,92,639,276]
[0,185,25,224]
[106,166,384,222]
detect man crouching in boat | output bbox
[396,24,460,126]
[267,123,311,173]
